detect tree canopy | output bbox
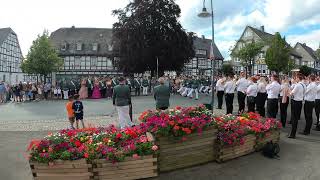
[221,63,234,76]
[21,31,63,79]
[265,32,290,74]
[299,65,312,76]
[232,40,263,76]
[112,0,195,76]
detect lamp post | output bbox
[198,0,215,112]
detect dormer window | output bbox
[61,43,67,51]
[108,44,113,51]
[92,43,98,51]
[76,43,82,51]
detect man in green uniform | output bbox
[153,77,170,110]
[113,77,134,129]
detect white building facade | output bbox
[0,28,24,84]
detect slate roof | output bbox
[247,26,302,58]
[193,36,224,60]
[296,42,318,60]
[50,27,114,56]
[0,28,12,46]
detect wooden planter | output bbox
[216,134,256,163]
[29,159,93,180]
[255,130,280,151]
[92,155,157,180]
[157,128,218,172]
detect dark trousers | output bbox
[290,99,294,123]
[290,100,303,137]
[237,91,246,114]
[135,88,140,96]
[88,88,93,98]
[267,98,278,118]
[217,91,224,109]
[69,90,76,96]
[280,97,289,128]
[315,99,320,125]
[44,92,48,99]
[304,101,314,134]
[225,93,234,114]
[247,96,256,113]
[101,89,106,98]
[256,92,267,117]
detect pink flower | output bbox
[132,154,140,159]
[151,145,158,151]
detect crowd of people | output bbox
[205,72,320,139]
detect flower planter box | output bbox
[255,130,280,151]
[157,128,218,172]
[29,159,93,180]
[216,134,256,163]
[92,155,157,180]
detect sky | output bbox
[1,0,320,60]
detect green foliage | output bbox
[221,63,234,76]
[21,31,63,77]
[283,59,296,75]
[299,65,312,76]
[112,0,195,75]
[315,48,320,60]
[232,40,263,75]
[265,32,290,74]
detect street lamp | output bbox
[198,0,215,112]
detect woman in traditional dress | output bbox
[79,79,88,99]
[91,78,102,99]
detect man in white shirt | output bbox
[302,75,317,135]
[289,75,305,139]
[224,75,236,114]
[246,77,258,113]
[314,76,320,130]
[266,74,281,118]
[216,76,225,109]
[236,72,248,114]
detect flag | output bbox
[209,43,215,60]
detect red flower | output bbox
[75,140,82,147]
[173,126,180,130]
[116,133,122,139]
[84,152,89,158]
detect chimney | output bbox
[71,25,75,29]
[202,35,205,39]
[303,43,306,46]
[260,26,264,32]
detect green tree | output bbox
[21,31,63,82]
[315,46,320,60]
[112,0,195,76]
[265,32,290,74]
[232,40,263,76]
[221,63,234,76]
[299,65,312,76]
[283,59,296,75]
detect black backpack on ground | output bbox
[262,141,280,159]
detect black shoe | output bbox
[299,132,310,136]
[288,136,296,139]
[288,121,292,124]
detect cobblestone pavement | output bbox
[0,94,224,131]
[1,94,320,180]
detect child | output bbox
[72,94,85,129]
[66,95,75,129]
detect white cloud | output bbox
[287,29,320,50]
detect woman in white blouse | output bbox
[256,77,267,117]
[224,75,236,115]
[246,77,258,113]
[280,78,290,128]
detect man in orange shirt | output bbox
[66,96,75,129]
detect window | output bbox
[108,44,113,51]
[196,49,206,55]
[61,43,67,51]
[76,43,82,51]
[244,30,252,37]
[91,57,97,68]
[92,43,98,51]
[74,57,80,68]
